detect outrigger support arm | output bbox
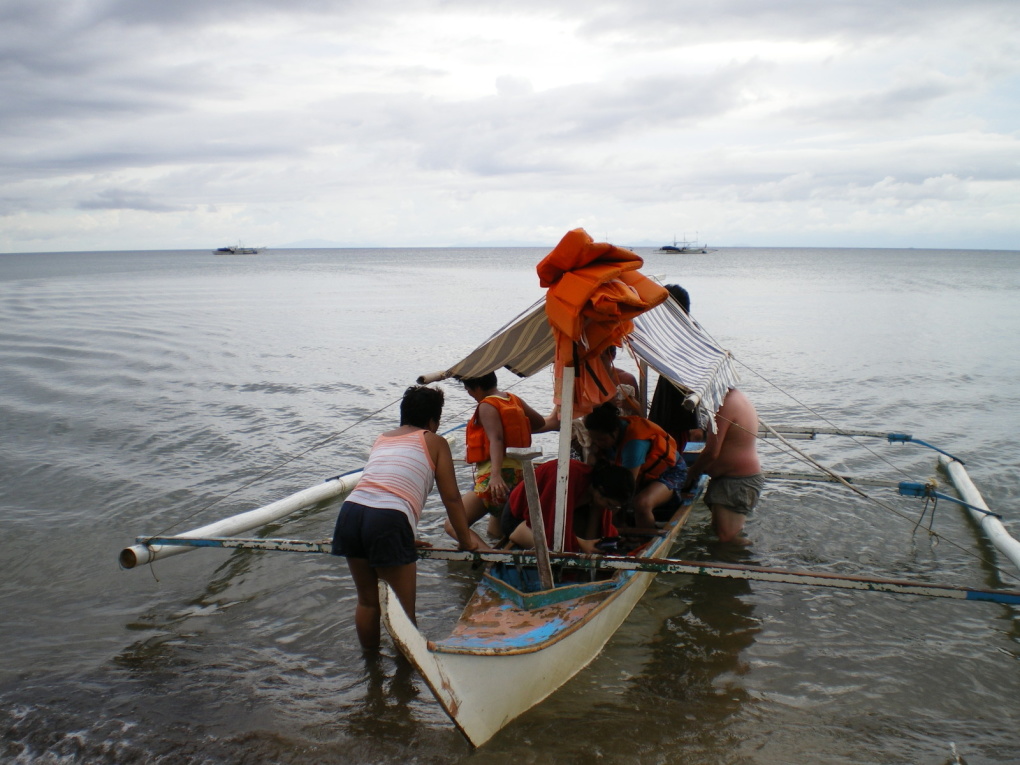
[758,426,964,464]
[897,481,1003,519]
[887,433,964,464]
[135,536,1020,605]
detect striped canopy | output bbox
[418,293,739,426]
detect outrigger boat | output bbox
[214,242,262,254]
[382,475,701,746]
[121,230,1020,748]
[656,233,714,254]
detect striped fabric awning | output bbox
[417,298,555,382]
[417,294,739,426]
[629,295,740,428]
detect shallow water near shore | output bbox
[1,245,1018,764]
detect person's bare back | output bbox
[708,388,760,478]
[683,388,763,544]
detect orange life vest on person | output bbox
[465,393,533,464]
[614,416,678,482]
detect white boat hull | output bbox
[381,481,696,747]
[381,562,661,746]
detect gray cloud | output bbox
[783,76,965,124]
[76,189,190,212]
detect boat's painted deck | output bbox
[431,572,633,653]
[430,507,693,655]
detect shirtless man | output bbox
[681,388,763,544]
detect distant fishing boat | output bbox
[214,243,262,255]
[656,233,713,254]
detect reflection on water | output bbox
[342,654,421,741]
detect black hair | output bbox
[461,371,498,392]
[583,402,622,435]
[400,385,445,428]
[665,284,691,314]
[589,464,635,504]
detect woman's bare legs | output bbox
[346,557,417,650]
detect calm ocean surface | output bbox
[1,246,1018,764]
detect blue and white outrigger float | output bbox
[121,237,1020,748]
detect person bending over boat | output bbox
[681,388,763,545]
[331,385,484,650]
[444,372,555,541]
[500,459,635,554]
[583,402,685,530]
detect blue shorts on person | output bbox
[653,461,687,491]
[330,501,417,567]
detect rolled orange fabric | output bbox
[538,229,667,416]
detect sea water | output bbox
[0,246,1018,764]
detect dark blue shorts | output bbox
[330,501,417,567]
[653,461,688,491]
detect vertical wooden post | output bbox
[553,364,575,553]
[638,358,649,414]
[516,452,555,591]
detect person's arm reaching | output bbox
[427,431,487,551]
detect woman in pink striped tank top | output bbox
[331,385,484,650]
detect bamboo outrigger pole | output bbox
[119,430,464,569]
[118,471,364,569]
[940,455,1020,573]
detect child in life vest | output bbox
[444,371,556,540]
[503,459,634,554]
[583,402,686,529]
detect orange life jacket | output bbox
[537,229,667,418]
[465,393,533,464]
[613,416,678,482]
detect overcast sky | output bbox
[2,0,1018,253]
